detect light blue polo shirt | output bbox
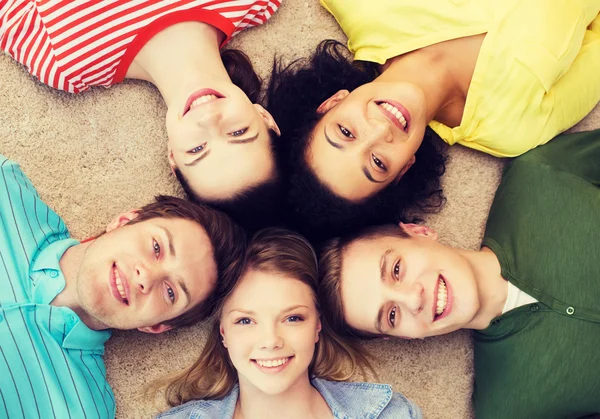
[0,156,116,419]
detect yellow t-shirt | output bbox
[322,0,600,157]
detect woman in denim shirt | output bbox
[153,228,421,419]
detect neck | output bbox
[235,375,330,419]
[378,36,481,127]
[461,247,508,330]
[129,21,231,105]
[55,241,107,330]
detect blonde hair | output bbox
[149,228,374,407]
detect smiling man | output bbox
[0,155,246,419]
[318,129,600,418]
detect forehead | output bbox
[224,271,315,313]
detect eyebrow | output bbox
[184,150,211,167]
[362,167,386,183]
[159,226,191,307]
[228,304,309,316]
[229,132,259,144]
[324,127,343,149]
[375,248,394,333]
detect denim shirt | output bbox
[157,378,422,419]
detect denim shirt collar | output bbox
[312,377,393,417]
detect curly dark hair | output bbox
[175,49,283,232]
[266,40,447,242]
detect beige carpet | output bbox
[1,1,599,418]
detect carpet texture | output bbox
[1,1,599,418]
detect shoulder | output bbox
[313,378,422,419]
[156,387,238,419]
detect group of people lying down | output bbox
[1,0,599,418]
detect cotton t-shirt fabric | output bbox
[476,129,600,418]
[0,156,114,419]
[0,0,281,93]
[321,0,600,157]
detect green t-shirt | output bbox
[476,129,600,418]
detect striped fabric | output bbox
[0,155,114,419]
[0,0,281,93]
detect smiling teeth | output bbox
[190,94,217,109]
[256,358,290,368]
[436,277,448,316]
[379,102,407,129]
[114,267,127,302]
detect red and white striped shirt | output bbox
[0,0,281,93]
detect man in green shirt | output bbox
[318,129,600,418]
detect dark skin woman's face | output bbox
[308,83,427,201]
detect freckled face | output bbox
[76,217,217,330]
[339,235,480,339]
[308,82,428,201]
[220,271,321,396]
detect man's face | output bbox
[339,224,480,339]
[75,214,217,331]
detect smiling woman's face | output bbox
[166,81,279,201]
[308,82,428,201]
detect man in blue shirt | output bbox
[0,155,246,419]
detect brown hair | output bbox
[128,195,247,328]
[319,224,410,340]
[151,228,374,407]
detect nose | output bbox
[133,263,157,295]
[259,324,284,350]
[395,282,424,315]
[367,116,393,144]
[195,109,222,127]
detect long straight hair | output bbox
[149,228,374,407]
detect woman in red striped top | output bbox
[1,0,283,229]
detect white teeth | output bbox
[436,277,447,316]
[114,268,127,301]
[190,94,217,109]
[379,102,407,129]
[256,357,290,368]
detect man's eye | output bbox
[389,306,397,327]
[393,260,401,279]
[230,128,248,137]
[372,154,387,171]
[189,142,206,154]
[165,284,175,303]
[153,240,160,258]
[236,318,253,325]
[338,125,354,138]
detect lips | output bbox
[251,356,294,374]
[110,263,130,306]
[433,274,452,322]
[182,88,224,117]
[376,100,411,132]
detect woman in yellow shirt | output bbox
[267,0,600,241]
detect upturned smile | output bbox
[376,100,410,132]
[110,264,130,305]
[433,274,452,321]
[182,88,224,117]
[251,356,294,374]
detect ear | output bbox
[254,104,281,137]
[138,324,173,334]
[167,146,177,175]
[315,319,322,343]
[219,324,228,348]
[394,155,416,184]
[106,211,140,233]
[399,222,438,241]
[316,90,350,114]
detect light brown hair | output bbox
[319,224,410,340]
[128,195,247,328]
[150,228,374,407]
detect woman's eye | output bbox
[153,240,160,259]
[236,318,253,325]
[230,128,248,137]
[372,154,387,171]
[338,125,354,138]
[393,260,401,280]
[286,315,304,323]
[165,284,175,303]
[389,306,397,327]
[189,142,206,154]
